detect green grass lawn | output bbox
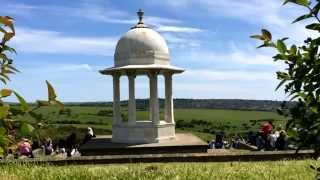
[0,160,318,180]
[31,106,285,142]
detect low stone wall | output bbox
[0,150,315,166]
[81,145,208,156]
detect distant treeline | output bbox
[56,99,295,112]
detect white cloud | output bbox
[2,1,204,35]
[156,25,203,33]
[173,81,285,100]
[11,27,118,56]
[146,0,306,27]
[57,64,92,71]
[161,32,201,49]
[182,69,274,81]
[175,43,277,66]
[0,3,36,16]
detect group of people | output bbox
[208,121,289,151]
[248,121,288,151]
[12,127,95,159]
[208,133,242,149]
[208,132,228,149]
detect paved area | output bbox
[81,133,206,149]
[79,133,208,155]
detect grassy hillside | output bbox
[30,106,285,143]
[0,160,318,180]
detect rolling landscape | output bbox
[28,99,286,143]
[1,0,320,179]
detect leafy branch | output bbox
[0,16,63,157]
[251,0,320,157]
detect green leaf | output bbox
[0,27,6,34]
[311,106,318,113]
[289,94,300,101]
[0,127,6,135]
[46,80,57,101]
[290,45,297,54]
[0,146,4,157]
[20,123,34,135]
[257,42,276,49]
[250,35,265,40]
[0,77,7,85]
[292,13,312,23]
[287,128,298,138]
[283,0,309,7]
[7,65,20,73]
[10,107,24,116]
[0,88,12,97]
[0,53,8,61]
[3,45,17,54]
[0,105,9,119]
[312,2,320,15]
[276,79,287,91]
[277,40,287,54]
[14,91,29,112]
[306,23,320,31]
[2,32,14,42]
[0,73,11,81]
[261,29,272,41]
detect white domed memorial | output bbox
[100,10,184,144]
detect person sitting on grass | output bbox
[214,133,224,149]
[256,135,265,151]
[247,131,257,146]
[43,138,53,155]
[267,131,278,151]
[82,127,96,145]
[65,133,77,157]
[232,135,241,149]
[208,140,215,149]
[18,138,33,158]
[57,139,66,154]
[260,120,273,138]
[259,120,274,149]
[275,130,288,150]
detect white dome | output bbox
[114,21,170,67]
[100,10,185,75]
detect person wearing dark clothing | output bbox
[275,130,288,150]
[43,138,53,155]
[215,133,224,149]
[32,139,41,150]
[232,136,241,149]
[65,133,77,157]
[247,131,257,145]
[82,127,96,145]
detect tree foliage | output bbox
[0,16,63,157]
[251,0,320,156]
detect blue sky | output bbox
[1,0,315,102]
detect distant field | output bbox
[32,106,285,142]
[0,160,318,180]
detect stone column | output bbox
[149,71,159,125]
[113,73,121,125]
[164,72,174,124]
[128,72,136,125]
